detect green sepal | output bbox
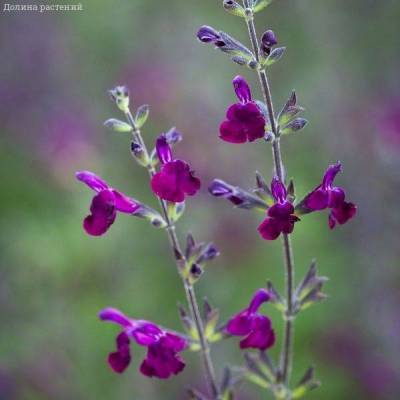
[292,366,321,399]
[223,0,246,17]
[252,0,273,14]
[135,104,149,128]
[167,201,185,224]
[265,46,286,67]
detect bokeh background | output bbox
[1,0,399,399]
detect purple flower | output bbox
[76,171,142,236]
[220,76,266,143]
[226,289,275,350]
[261,30,278,55]
[151,135,201,203]
[258,177,300,240]
[99,307,187,379]
[304,162,357,229]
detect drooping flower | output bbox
[99,307,187,379]
[226,289,275,350]
[76,171,142,236]
[150,135,201,202]
[304,162,357,229]
[219,76,266,143]
[258,177,300,240]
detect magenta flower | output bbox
[219,76,266,143]
[76,171,142,236]
[226,289,275,350]
[258,177,300,240]
[151,135,201,202]
[304,162,357,229]
[99,307,187,379]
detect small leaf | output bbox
[135,104,149,128]
[255,171,274,205]
[104,118,132,133]
[265,46,286,66]
[280,118,308,135]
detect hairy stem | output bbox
[125,111,221,399]
[243,3,295,389]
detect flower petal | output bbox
[76,171,109,192]
[219,119,247,143]
[111,190,141,214]
[305,187,329,211]
[233,75,252,103]
[239,315,275,350]
[99,307,133,328]
[270,177,287,203]
[330,201,357,227]
[248,289,270,314]
[108,332,131,373]
[156,135,172,164]
[83,190,116,236]
[322,162,342,189]
[226,310,253,336]
[132,323,163,346]
[258,217,281,240]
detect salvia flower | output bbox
[226,289,275,350]
[304,162,357,229]
[258,177,300,240]
[151,135,201,203]
[220,76,266,143]
[99,307,187,379]
[76,171,142,236]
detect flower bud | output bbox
[104,118,132,133]
[197,25,221,43]
[209,179,268,211]
[223,0,246,18]
[108,85,130,113]
[134,205,167,228]
[130,141,149,167]
[135,104,149,128]
[261,30,278,48]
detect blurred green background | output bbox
[1,0,399,399]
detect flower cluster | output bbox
[151,135,201,203]
[99,308,187,379]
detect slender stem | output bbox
[125,111,221,399]
[243,4,295,389]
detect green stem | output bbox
[242,4,295,390]
[125,111,221,399]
